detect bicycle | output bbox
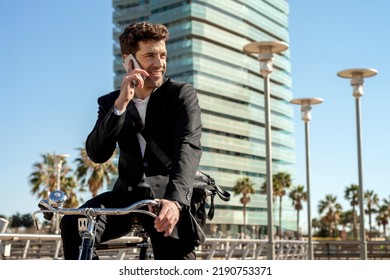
[32,190,160,260]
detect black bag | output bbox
[127,101,230,245]
[190,170,230,245]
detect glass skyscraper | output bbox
[112,0,296,238]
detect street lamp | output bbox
[54,154,69,190]
[53,153,69,234]
[337,68,378,260]
[243,41,289,260]
[290,97,323,260]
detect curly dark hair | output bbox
[119,22,170,55]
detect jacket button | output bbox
[128,186,133,192]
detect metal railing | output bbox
[0,233,308,260]
[197,238,308,260]
[2,233,389,260]
[0,233,63,259]
[314,240,390,260]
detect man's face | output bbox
[135,40,167,89]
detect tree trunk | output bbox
[352,207,357,240]
[368,211,372,239]
[243,204,247,237]
[279,196,282,239]
[296,209,300,239]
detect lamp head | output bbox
[290,98,324,123]
[337,68,378,99]
[243,41,289,76]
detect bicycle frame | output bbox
[32,190,159,260]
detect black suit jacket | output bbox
[86,78,202,207]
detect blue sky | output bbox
[0,0,389,230]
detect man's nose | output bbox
[153,56,164,67]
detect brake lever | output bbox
[152,201,161,216]
[34,217,40,231]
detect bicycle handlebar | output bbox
[32,191,160,231]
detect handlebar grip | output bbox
[38,203,54,221]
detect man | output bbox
[60,22,202,260]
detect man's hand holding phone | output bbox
[115,54,149,112]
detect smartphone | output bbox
[122,54,146,87]
[122,54,142,72]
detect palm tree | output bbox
[312,218,321,236]
[233,177,255,237]
[29,153,79,207]
[261,172,292,238]
[380,196,390,239]
[376,204,389,239]
[339,210,353,239]
[364,189,379,238]
[383,196,390,215]
[29,153,79,232]
[289,185,307,239]
[318,194,342,238]
[344,184,359,240]
[74,146,118,197]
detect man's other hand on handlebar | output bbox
[152,199,180,237]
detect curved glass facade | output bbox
[113,0,296,238]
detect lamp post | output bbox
[290,97,323,260]
[243,41,289,260]
[337,68,377,260]
[53,153,69,234]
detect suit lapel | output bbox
[120,100,143,161]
